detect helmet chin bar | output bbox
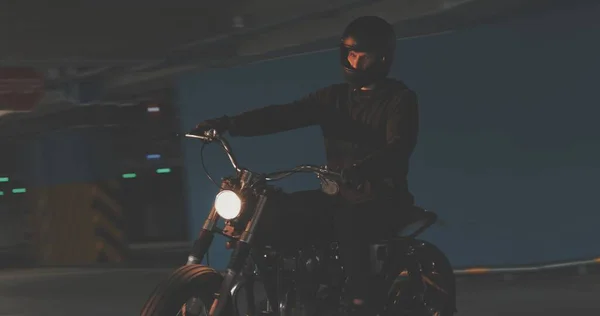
[342,63,387,89]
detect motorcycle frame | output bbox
[184,177,450,316]
[180,132,456,316]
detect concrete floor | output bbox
[0,267,598,316]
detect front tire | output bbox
[140,264,234,316]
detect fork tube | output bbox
[210,193,269,316]
[187,206,219,265]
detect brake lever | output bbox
[184,133,212,142]
[184,128,219,142]
[316,167,342,182]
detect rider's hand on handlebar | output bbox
[340,164,366,191]
[190,115,231,136]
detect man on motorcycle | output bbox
[192,16,419,315]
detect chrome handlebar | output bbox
[185,129,341,183]
[264,165,341,182]
[185,129,241,172]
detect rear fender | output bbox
[400,208,438,239]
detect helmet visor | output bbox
[340,40,380,71]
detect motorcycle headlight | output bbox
[214,190,242,220]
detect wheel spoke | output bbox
[422,275,448,295]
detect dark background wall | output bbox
[177,4,600,269]
[15,127,117,187]
[0,107,187,248]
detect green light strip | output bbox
[156,168,171,174]
[122,173,137,179]
[0,177,8,182]
[12,188,26,194]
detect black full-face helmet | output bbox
[340,16,396,88]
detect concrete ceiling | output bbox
[1,0,232,65]
[100,0,598,96]
[1,0,383,67]
[2,0,594,67]
[0,0,597,111]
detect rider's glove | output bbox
[340,164,367,191]
[190,115,231,135]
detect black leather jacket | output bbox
[229,78,419,204]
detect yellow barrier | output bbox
[90,180,127,263]
[27,181,127,265]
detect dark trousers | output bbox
[256,189,415,301]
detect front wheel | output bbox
[140,264,234,316]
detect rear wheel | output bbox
[140,264,234,316]
[385,241,456,316]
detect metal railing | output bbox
[129,242,600,275]
[455,257,600,275]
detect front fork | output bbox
[209,193,269,316]
[187,203,220,265]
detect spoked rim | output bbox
[386,267,454,316]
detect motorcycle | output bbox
[140,129,457,316]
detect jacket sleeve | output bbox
[355,90,419,172]
[228,87,332,137]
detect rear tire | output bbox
[140,264,234,316]
[386,240,457,316]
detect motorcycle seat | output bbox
[395,205,438,238]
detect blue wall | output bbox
[177,4,600,269]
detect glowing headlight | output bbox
[214,190,242,220]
